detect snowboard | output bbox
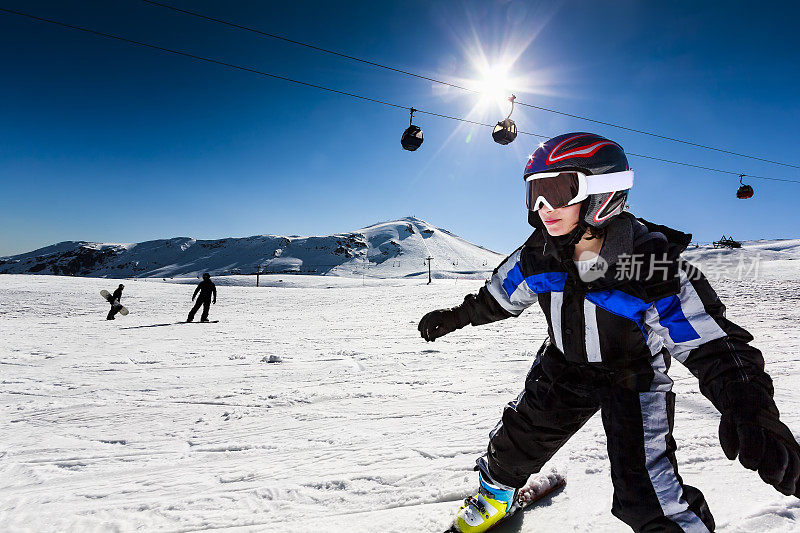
[445,471,565,533]
[100,289,129,316]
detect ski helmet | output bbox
[524,132,632,230]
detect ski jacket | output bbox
[112,288,123,302]
[193,280,216,302]
[459,211,771,412]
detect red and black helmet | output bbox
[524,132,632,229]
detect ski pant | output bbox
[188,298,211,321]
[486,340,715,532]
[107,304,121,320]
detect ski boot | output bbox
[452,459,517,533]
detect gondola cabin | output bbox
[736,184,754,199]
[492,118,517,145]
[401,125,423,151]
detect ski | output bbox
[444,472,565,533]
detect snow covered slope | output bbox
[681,239,800,281]
[1,271,800,532]
[0,217,503,279]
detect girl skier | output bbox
[418,132,800,532]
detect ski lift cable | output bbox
[3,7,800,186]
[139,0,800,171]
[512,102,800,170]
[0,8,411,110]
[138,0,477,92]
[624,152,800,184]
[0,8,548,134]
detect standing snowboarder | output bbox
[106,283,124,320]
[419,132,800,533]
[188,273,216,322]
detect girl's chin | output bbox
[544,223,578,237]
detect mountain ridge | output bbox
[0,217,504,279]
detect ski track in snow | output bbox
[1,267,800,532]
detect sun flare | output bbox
[421,6,561,164]
[475,64,514,111]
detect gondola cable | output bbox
[138,0,800,170]
[2,6,799,188]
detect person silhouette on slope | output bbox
[106,284,124,320]
[188,273,216,322]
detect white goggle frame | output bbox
[525,169,634,211]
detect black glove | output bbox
[418,306,470,342]
[719,382,800,496]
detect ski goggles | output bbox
[525,169,634,211]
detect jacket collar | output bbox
[530,212,692,297]
[536,212,637,266]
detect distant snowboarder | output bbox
[187,273,216,322]
[105,284,125,320]
[420,133,800,533]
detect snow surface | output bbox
[0,217,502,280]
[1,240,800,532]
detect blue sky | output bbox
[1,0,799,256]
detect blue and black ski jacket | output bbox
[459,211,771,411]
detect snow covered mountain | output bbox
[681,238,800,280]
[0,217,503,279]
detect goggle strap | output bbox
[583,170,634,195]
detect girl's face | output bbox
[538,203,582,236]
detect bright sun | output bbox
[421,13,558,161]
[474,64,514,112]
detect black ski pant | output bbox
[486,341,715,532]
[188,297,211,321]
[107,304,121,320]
